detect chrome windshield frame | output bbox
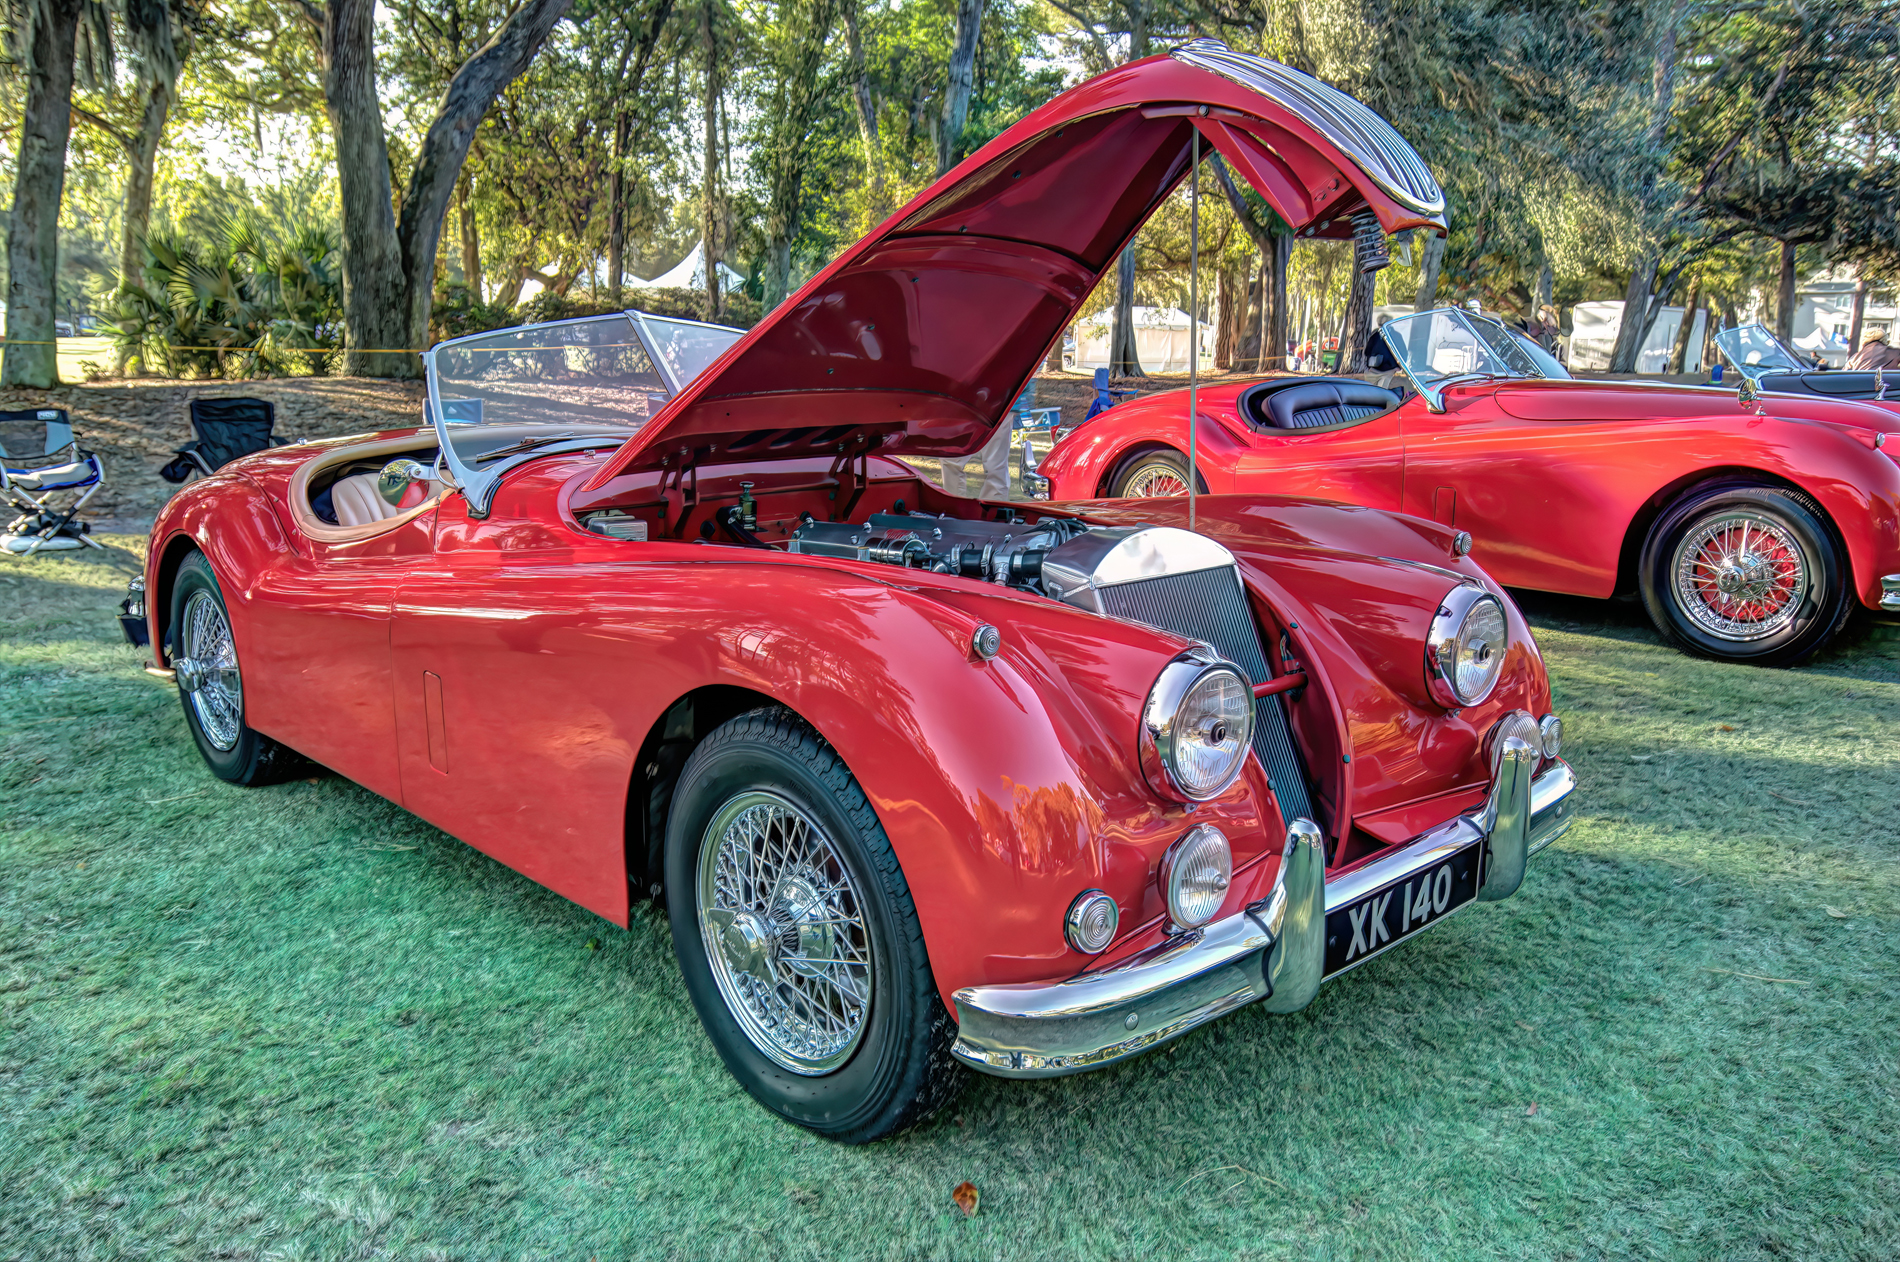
[1379,308,1548,412]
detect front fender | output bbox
[145,471,299,664]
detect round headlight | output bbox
[1161,824,1232,929]
[1064,890,1119,954]
[1425,584,1509,707]
[1539,713,1563,759]
[1140,652,1255,801]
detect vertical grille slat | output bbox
[1098,567,1316,825]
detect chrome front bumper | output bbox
[951,743,1575,1078]
[1882,574,1900,612]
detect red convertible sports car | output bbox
[1038,306,1900,666]
[133,42,1575,1142]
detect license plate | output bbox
[1323,842,1482,976]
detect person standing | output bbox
[1847,329,1900,371]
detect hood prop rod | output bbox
[1189,121,1201,534]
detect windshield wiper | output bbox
[471,432,579,464]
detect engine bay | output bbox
[785,512,1091,595]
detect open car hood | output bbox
[587,39,1446,485]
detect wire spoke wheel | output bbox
[1120,461,1190,498]
[1671,510,1808,642]
[697,790,873,1075]
[180,589,244,751]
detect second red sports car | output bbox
[1036,307,1900,665]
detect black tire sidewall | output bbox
[169,553,281,783]
[1640,483,1850,666]
[663,709,949,1141]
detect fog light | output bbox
[1161,824,1231,930]
[1539,713,1563,759]
[1064,890,1119,954]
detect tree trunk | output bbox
[700,0,723,318]
[844,0,885,214]
[1848,276,1868,352]
[1608,256,1658,373]
[1214,264,1236,370]
[1667,277,1700,374]
[458,172,483,299]
[1109,247,1143,376]
[762,0,841,309]
[1413,232,1445,310]
[607,109,630,303]
[120,77,172,299]
[937,0,985,177]
[2,0,84,389]
[1340,266,1375,374]
[1265,233,1290,371]
[316,0,571,377]
[1774,238,1797,344]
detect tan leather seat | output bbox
[330,472,443,528]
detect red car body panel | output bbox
[1040,378,1900,610]
[144,431,1548,1010]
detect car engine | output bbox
[788,512,1091,595]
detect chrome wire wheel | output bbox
[178,589,243,751]
[696,790,873,1075]
[1120,460,1190,498]
[1671,510,1809,642]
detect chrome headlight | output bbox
[1161,824,1232,929]
[1539,713,1563,759]
[1425,584,1508,707]
[1140,650,1254,801]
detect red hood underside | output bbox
[587,41,1445,487]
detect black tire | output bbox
[663,706,960,1143]
[168,552,304,784]
[1108,446,1203,498]
[1638,481,1853,667]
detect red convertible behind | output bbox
[1038,307,1900,666]
[135,43,1575,1141]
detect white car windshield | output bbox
[1713,324,1806,378]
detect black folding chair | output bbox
[160,397,290,483]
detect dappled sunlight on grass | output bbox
[2,541,1896,1258]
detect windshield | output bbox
[637,314,743,390]
[1379,308,1544,384]
[1714,324,1806,378]
[428,314,668,430]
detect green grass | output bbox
[3,540,1897,1261]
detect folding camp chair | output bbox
[0,409,106,555]
[159,397,289,483]
[1082,367,1137,422]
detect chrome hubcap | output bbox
[179,590,243,750]
[1672,511,1808,641]
[1121,463,1190,498]
[696,791,872,1074]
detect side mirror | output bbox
[377,458,433,508]
[1736,376,1760,409]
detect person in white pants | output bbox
[941,421,1013,502]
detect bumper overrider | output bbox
[951,737,1576,1077]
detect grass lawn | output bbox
[2,538,1896,1260]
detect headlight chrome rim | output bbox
[1425,583,1509,708]
[1139,649,1255,802]
[1161,824,1233,930]
[1064,889,1120,954]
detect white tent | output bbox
[627,241,745,292]
[1071,306,1215,373]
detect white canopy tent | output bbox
[627,241,746,292]
[1567,300,1701,374]
[1071,306,1215,373]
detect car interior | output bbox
[1235,377,1404,432]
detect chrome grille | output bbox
[1098,566,1316,824]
